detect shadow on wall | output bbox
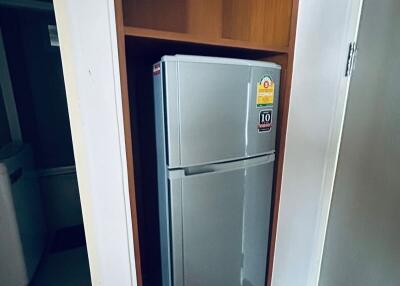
[0,6,75,169]
[243,279,255,286]
[39,169,83,233]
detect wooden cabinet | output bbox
[114,1,299,285]
[121,0,292,52]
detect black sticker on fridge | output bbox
[258,109,272,132]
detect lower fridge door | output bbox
[168,154,275,286]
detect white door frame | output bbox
[52,0,365,285]
[53,1,136,285]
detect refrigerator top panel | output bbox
[162,55,281,69]
[156,55,281,168]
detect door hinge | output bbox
[345,42,357,77]
[48,25,59,47]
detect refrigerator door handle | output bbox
[169,154,275,179]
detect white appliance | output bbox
[0,143,47,285]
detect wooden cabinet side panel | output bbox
[114,0,143,285]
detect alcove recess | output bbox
[114,1,299,285]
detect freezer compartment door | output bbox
[168,155,274,286]
[162,60,280,168]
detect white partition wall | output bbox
[53,1,136,285]
[320,0,400,285]
[52,0,366,285]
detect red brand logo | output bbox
[153,63,161,75]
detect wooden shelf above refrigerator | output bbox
[124,26,289,54]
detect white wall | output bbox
[50,0,372,285]
[319,0,400,285]
[53,0,136,285]
[271,1,363,285]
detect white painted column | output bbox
[53,1,136,285]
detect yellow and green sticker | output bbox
[256,76,274,107]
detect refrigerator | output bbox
[153,55,281,286]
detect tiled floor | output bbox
[30,247,91,286]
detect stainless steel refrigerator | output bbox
[153,55,280,286]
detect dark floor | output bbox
[30,224,91,286]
